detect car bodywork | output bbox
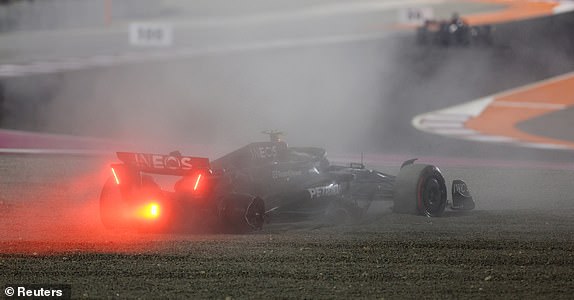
[100,133,475,232]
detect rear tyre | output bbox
[393,164,447,217]
[100,177,127,229]
[219,194,265,233]
[100,175,169,232]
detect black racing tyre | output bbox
[135,176,172,233]
[457,26,470,46]
[99,177,128,229]
[439,24,450,46]
[219,194,265,233]
[100,175,168,231]
[393,164,447,217]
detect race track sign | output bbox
[129,22,173,47]
[398,7,434,25]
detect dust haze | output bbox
[2,1,406,155]
[2,1,574,213]
[4,2,573,157]
[41,45,393,154]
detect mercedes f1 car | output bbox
[100,132,475,232]
[416,14,493,47]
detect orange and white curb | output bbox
[465,0,574,25]
[413,71,574,150]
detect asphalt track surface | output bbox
[2,1,574,299]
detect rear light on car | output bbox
[193,174,202,191]
[111,167,120,185]
[174,172,208,196]
[110,164,138,186]
[138,202,161,219]
[148,203,160,218]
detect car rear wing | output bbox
[116,152,211,175]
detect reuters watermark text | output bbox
[3,284,71,299]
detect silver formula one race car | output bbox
[99,132,475,232]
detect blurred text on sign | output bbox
[129,23,173,47]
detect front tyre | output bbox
[393,164,447,217]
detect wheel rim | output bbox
[245,198,265,230]
[421,177,445,216]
